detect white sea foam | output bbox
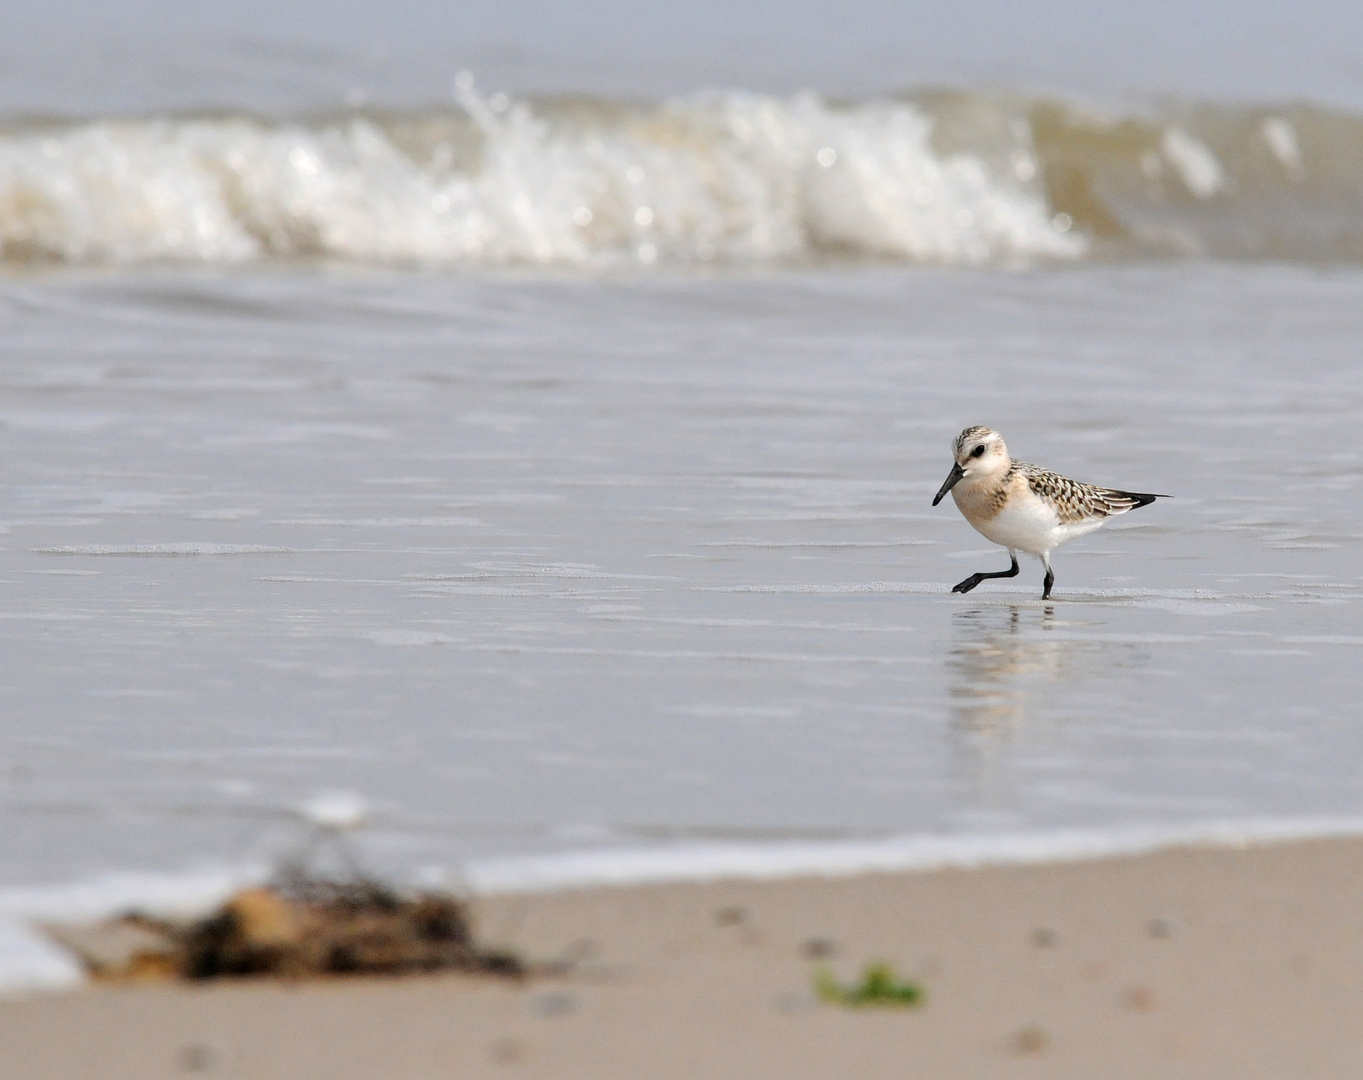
[1260,117,1304,178]
[464,816,1363,894]
[0,87,1083,269]
[1160,126,1227,198]
[7,89,1363,266]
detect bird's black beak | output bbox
[932,462,965,506]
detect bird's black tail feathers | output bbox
[1114,490,1170,510]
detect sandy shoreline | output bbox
[5,835,1363,1078]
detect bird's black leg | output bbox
[1041,557,1055,600]
[952,553,1020,595]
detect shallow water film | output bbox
[0,263,1358,887]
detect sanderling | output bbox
[932,427,1167,599]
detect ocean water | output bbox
[1,262,1360,901]
[1,0,1363,991]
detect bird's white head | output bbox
[933,426,1011,505]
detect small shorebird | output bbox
[932,427,1167,599]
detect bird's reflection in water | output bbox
[948,604,1067,809]
[946,604,1124,807]
[949,604,1064,738]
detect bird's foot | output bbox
[952,575,984,594]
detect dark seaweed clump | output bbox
[179,871,522,980]
[52,869,522,983]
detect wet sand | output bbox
[5,835,1363,1079]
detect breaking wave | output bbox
[1,79,1362,270]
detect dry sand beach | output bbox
[6,834,1363,1079]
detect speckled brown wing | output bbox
[1016,462,1167,524]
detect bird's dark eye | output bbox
[971,445,986,458]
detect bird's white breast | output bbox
[953,483,1105,554]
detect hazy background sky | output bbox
[0,0,1360,114]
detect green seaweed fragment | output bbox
[814,962,925,1007]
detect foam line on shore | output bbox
[463,816,1363,894]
